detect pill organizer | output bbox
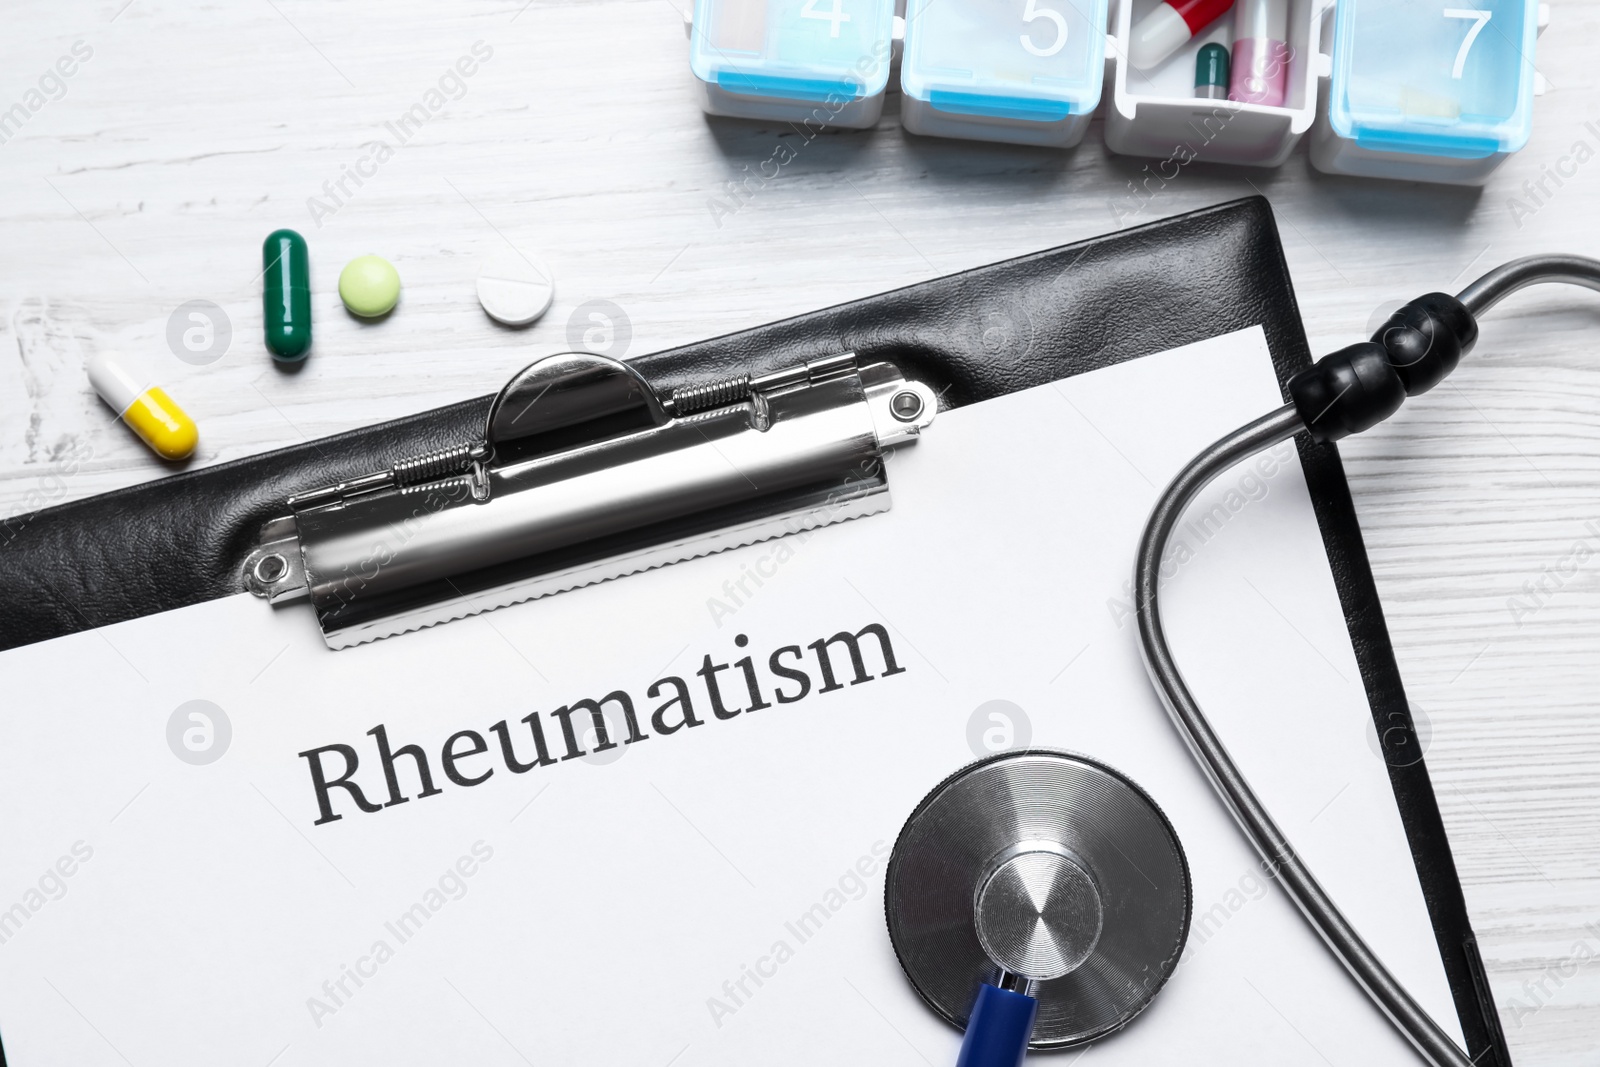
[683,0,1548,183]
[689,0,898,128]
[900,0,1110,148]
[1104,0,1328,167]
[1310,0,1544,184]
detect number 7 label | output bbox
[1443,8,1492,79]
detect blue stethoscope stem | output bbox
[956,982,1038,1067]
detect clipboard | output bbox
[0,196,1510,1066]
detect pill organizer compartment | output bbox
[1106,0,1329,167]
[1310,0,1542,185]
[690,0,898,128]
[900,0,1110,148]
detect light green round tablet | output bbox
[338,254,401,318]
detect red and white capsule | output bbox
[1128,0,1234,71]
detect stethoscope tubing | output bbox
[1131,404,1475,1067]
[1133,255,1600,1067]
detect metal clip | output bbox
[243,351,937,648]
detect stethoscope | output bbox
[884,255,1600,1067]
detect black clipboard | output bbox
[0,196,1509,1066]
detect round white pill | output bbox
[476,251,555,327]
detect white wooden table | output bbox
[2,1,1597,1062]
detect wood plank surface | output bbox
[1,1,1596,1061]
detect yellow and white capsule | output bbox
[87,352,199,461]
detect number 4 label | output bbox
[1444,8,1492,79]
[801,0,851,37]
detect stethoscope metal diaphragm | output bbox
[885,749,1191,1049]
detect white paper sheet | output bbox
[0,328,1463,1066]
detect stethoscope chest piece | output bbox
[885,750,1191,1050]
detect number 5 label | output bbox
[1443,8,1492,79]
[1021,0,1069,57]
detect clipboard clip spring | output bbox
[243,350,937,648]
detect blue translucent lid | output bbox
[902,0,1109,122]
[690,0,896,104]
[1329,0,1537,159]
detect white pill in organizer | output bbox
[476,251,556,327]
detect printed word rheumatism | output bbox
[299,623,906,825]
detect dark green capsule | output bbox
[263,228,312,361]
[1194,43,1230,100]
